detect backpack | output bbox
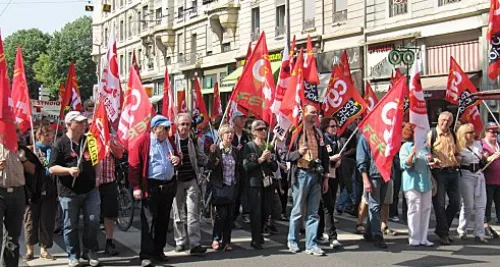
[430,127,457,155]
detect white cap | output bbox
[65,111,87,124]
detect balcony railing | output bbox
[438,0,461,6]
[251,28,260,42]
[390,0,408,17]
[275,25,285,37]
[178,52,199,66]
[303,18,315,31]
[333,9,347,24]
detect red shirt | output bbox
[482,139,500,185]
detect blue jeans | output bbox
[365,179,388,239]
[288,169,321,249]
[60,188,101,260]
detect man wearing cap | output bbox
[129,115,180,267]
[232,111,251,224]
[49,111,100,267]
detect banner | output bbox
[273,112,292,141]
[303,81,321,109]
[488,0,500,80]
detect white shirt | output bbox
[460,141,483,165]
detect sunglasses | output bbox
[328,125,338,128]
[465,131,475,134]
[255,127,267,132]
[489,130,499,134]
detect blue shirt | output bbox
[148,133,175,181]
[399,142,432,193]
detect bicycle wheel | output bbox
[116,186,134,231]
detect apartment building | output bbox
[92,0,496,121]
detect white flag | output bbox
[409,57,430,151]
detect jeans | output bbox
[431,169,460,238]
[457,171,486,238]
[59,188,101,260]
[485,184,500,223]
[288,169,321,249]
[365,178,388,240]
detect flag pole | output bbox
[453,109,461,132]
[338,127,359,155]
[482,101,500,125]
[29,114,37,155]
[53,118,61,145]
[72,137,88,188]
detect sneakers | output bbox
[190,245,207,255]
[304,246,325,256]
[82,250,99,267]
[330,239,342,248]
[420,240,435,247]
[175,245,186,252]
[287,241,300,253]
[262,228,271,237]
[105,242,118,256]
[68,259,80,267]
[317,235,329,245]
[242,214,251,224]
[266,224,280,234]
[389,216,400,223]
[141,259,154,267]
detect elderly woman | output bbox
[481,122,500,238]
[456,123,495,243]
[242,120,278,249]
[23,125,57,261]
[208,124,240,251]
[399,124,435,247]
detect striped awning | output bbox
[426,40,480,75]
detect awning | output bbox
[421,73,480,91]
[219,61,282,92]
[149,94,164,104]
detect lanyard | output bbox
[70,138,85,163]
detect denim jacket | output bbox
[356,135,382,179]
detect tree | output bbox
[4,29,51,99]
[34,16,96,100]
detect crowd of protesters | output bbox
[1,102,500,267]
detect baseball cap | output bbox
[231,111,245,122]
[486,122,499,130]
[251,120,267,132]
[151,115,172,128]
[65,111,87,124]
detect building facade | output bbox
[92,0,496,123]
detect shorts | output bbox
[361,179,394,205]
[99,180,119,218]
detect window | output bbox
[128,52,132,72]
[439,0,461,6]
[112,0,115,11]
[142,6,148,30]
[177,33,184,62]
[119,0,123,8]
[138,11,142,32]
[104,28,108,45]
[156,8,162,25]
[204,74,216,89]
[120,55,124,74]
[303,0,315,30]
[178,6,184,19]
[191,0,198,14]
[390,0,408,17]
[138,49,142,70]
[206,25,212,54]
[222,43,231,52]
[119,20,124,41]
[251,7,260,41]
[128,16,133,37]
[333,0,347,23]
[275,5,285,37]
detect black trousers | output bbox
[431,169,460,238]
[279,174,289,217]
[485,184,500,223]
[23,195,57,248]
[339,158,356,193]
[247,186,272,243]
[140,180,176,260]
[389,164,403,217]
[213,203,234,244]
[0,187,26,267]
[318,178,339,240]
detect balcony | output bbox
[390,0,408,17]
[303,18,315,31]
[275,25,285,37]
[206,0,241,39]
[438,0,461,6]
[251,28,260,42]
[333,9,347,24]
[178,52,202,67]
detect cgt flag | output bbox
[358,77,407,182]
[87,100,110,166]
[0,32,17,152]
[409,57,430,152]
[364,81,378,112]
[488,0,500,80]
[161,65,176,136]
[192,74,209,131]
[323,65,367,136]
[339,50,353,84]
[11,45,33,134]
[280,49,305,128]
[117,66,155,150]
[212,82,222,120]
[59,62,83,119]
[177,90,188,113]
[446,56,481,118]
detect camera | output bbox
[308,159,324,174]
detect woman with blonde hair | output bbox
[456,123,495,242]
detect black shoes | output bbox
[175,245,186,252]
[190,246,207,255]
[373,236,388,249]
[251,242,263,250]
[105,242,118,256]
[154,253,169,263]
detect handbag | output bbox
[261,169,274,188]
[211,183,236,205]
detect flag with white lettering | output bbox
[88,100,110,166]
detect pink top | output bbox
[482,139,500,185]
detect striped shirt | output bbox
[177,138,196,182]
[96,154,115,186]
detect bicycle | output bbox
[115,155,135,231]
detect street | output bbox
[18,207,500,267]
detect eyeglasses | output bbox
[255,128,267,132]
[179,123,191,126]
[489,130,499,134]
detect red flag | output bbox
[289,35,296,70]
[58,83,65,101]
[323,65,367,136]
[339,50,353,84]
[177,90,188,113]
[409,57,430,151]
[280,49,305,127]
[231,31,276,122]
[193,74,209,130]
[390,68,404,88]
[461,106,484,135]
[358,78,408,182]
[99,27,122,131]
[303,35,319,85]
[59,62,83,119]
[245,42,253,64]
[488,0,500,80]
[132,51,141,81]
[117,66,155,150]
[446,56,480,112]
[0,33,17,151]
[212,82,222,120]
[11,45,33,133]
[364,81,378,112]
[87,100,110,166]
[161,65,176,136]
[273,34,292,113]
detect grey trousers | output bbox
[0,187,26,267]
[457,170,487,238]
[173,179,202,248]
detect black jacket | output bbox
[21,145,44,204]
[281,127,330,185]
[207,146,241,188]
[242,141,278,188]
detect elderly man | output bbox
[129,115,180,267]
[49,111,100,267]
[172,113,208,254]
[427,111,460,245]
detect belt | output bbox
[0,186,23,193]
[435,167,459,172]
[148,178,175,188]
[460,164,481,173]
